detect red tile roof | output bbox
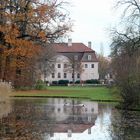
[52,123,94,133]
[52,43,94,53]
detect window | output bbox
[88,55,91,60]
[52,64,55,68]
[74,55,78,60]
[72,73,74,78]
[52,73,55,78]
[58,73,61,78]
[77,73,80,78]
[91,64,94,68]
[85,64,88,68]
[64,73,67,78]
[64,64,67,68]
[58,64,61,68]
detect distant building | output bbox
[43,39,99,83]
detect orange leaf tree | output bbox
[0,0,71,87]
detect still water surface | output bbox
[0,98,140,140]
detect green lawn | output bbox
[12,86,121,102]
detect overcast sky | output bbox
[67,0,120,56]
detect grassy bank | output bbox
[11,86,121,102]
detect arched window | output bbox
[88,55,91,60]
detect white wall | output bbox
[45,55,73,82]
[46,98,98,122]
[44,55,99,83]
[81,62,99,81]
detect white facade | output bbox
[42,41,99,83]
[45,55,75,82]
[81,62,99,80]
[44,55,99,83]
[46,98,98,122]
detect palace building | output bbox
[43,39,99,83]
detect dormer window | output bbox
[74,55,78,60]
[88,55,91,60]
[52,64,55,68]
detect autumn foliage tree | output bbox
[0,0,71,87]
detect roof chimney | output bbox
[68,38,72,46]
[88,41,92,48]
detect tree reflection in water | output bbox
[0,100,12,120]
[111,109,140,140]
[0,82,12,119]
[0,100,54,140]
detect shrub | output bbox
[85,79,100,84]
[58,80,69,85]
[52,81,58,85]
[35,80,47,90]
[75,80,80,84]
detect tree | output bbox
[110,0,140,108]
[97,54,110,80]
[38,44,57,82]
[0,0,71,87]
[64,54,84,84]
[111,32,140,108]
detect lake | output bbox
[0,98,140,140]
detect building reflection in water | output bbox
[46,98,98,138]
[0,98,98,140]
[1,98,139,140]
